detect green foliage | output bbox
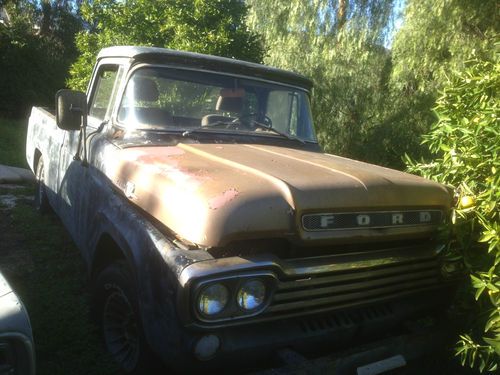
[391,0,498,94]
[0,1,81,117]
[68,0,264,91]
[248,0,498,170]
[407,55,499,372]
[247,0,406,167]
[388,0,498,164]
[0,117,27,167]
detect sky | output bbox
[385,0,406,48]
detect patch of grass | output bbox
[0,188,119,375]
[0,117,28,168]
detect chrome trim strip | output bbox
[179,245,440,287]
[301,210,443,232]
[276,259,439,292]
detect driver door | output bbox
[56,64,123,246]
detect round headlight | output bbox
[198,284,229,316]
[237,279,266,311]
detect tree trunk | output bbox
[40,0,52,36]
[337,0,348,30]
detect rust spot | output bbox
[208,188,239,210]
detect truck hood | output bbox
[105,143,452,247]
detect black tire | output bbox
[34,158,51,213]
[93,261,162,374]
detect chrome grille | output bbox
[263,257,441,319]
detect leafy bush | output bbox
[406,55,499,372]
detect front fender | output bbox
[85,170,212,360]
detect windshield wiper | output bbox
[250,121,305,144]
[182,120,306,145]
[181,121,237,137]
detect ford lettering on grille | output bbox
[302,210,443,231]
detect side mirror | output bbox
[55,89,87,131]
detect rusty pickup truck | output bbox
[26,46,458,373]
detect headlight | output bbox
[198,284,229,316]
[237,279,266,311]
[192,273,276,322]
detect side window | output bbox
[89,65,120,120]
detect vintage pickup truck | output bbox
[26,46,458,373]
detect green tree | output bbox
[0,0,82,116]
[247,0,405,167]
[391,0,497,94]
[248,0,498,169]
[68,0,264,91]
[407,54,499,373]
[387,0,498,164]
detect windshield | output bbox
[117,67,317,142]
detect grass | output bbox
[0,117,119,374]
[0,117,28,168]
[0,189,119,375]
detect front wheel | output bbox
[93,261,161,374]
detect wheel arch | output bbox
[33,148,42,173]
[90,232,129,283]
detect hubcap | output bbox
[103,290,140,372]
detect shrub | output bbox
[406,55,499,372]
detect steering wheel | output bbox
[233,113,273,128]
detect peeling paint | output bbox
[125,181,136,199]
[208,188,239,210]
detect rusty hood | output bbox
[105,143,452,247]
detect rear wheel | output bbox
[34,158,50,213]
[93,261,161,374]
